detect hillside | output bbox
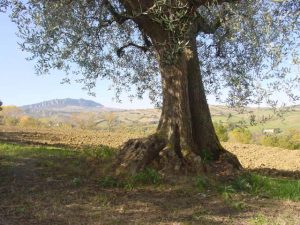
[8,99,299,132]
[21,98,105,117]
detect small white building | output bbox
[262,128,281,135]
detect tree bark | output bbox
[157,37,223,160]
[114,35,242,175]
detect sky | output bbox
[0,12,299,109]
[0,13,156,109]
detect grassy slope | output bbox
[97,106,300,133]
[211,106,300,134]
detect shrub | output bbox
[229,128,252,144]
[19,116,41,127]
[259,135,278,147]
[259,129,300,150]
[213,122,229,142]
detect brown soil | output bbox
[1,125,299,173]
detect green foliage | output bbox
[229,128,252,144]
[259,130,300,150]
[5,0,299,107]
[85,145,116,160]
[213,122,229,142]
[131,168,162,185]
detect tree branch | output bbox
[195,14,221,34]
[190,0,239,7]
[102,0,131,25]
[117,42,150,57]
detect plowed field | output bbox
[1,125,299,173]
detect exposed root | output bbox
[114,134,166,175]
[114,135,242,176]
[206,150,243,179]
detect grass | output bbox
[1,142,300,224]
[219,173,300,201]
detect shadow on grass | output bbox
[0,142,299,225]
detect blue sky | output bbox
[0,13,156,109]
[1,12,298,109]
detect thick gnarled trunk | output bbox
[114,36,242,175]
[157,38,223,160]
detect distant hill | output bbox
[21,98,105,117]
[19,99,300,133]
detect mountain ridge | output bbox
[22,98,104,110]
[21,98,106,117]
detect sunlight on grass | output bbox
[220,173,300,201]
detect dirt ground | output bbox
[1,125,299,173]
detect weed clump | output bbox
[131,168,162,185]
[195,176,210,192]
[98,176,124,188]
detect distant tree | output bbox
[249,114,257,126]
[104,112,117,132]
[2,0,299,173]
[19,115,41,127]
[1,106,23,126]
[71,112,98,130]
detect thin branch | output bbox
[117,42,150,57]
[142,34,152,47]
[103,0,131,25]
[190,0,239,7]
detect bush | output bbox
[259,129,300,150]
[213,122,229,142]
[19,116,41,127]
[259,135,278,147]
[229,128,252,144]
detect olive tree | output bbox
[2,0,299,173]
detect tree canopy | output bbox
[2,0,299,108]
